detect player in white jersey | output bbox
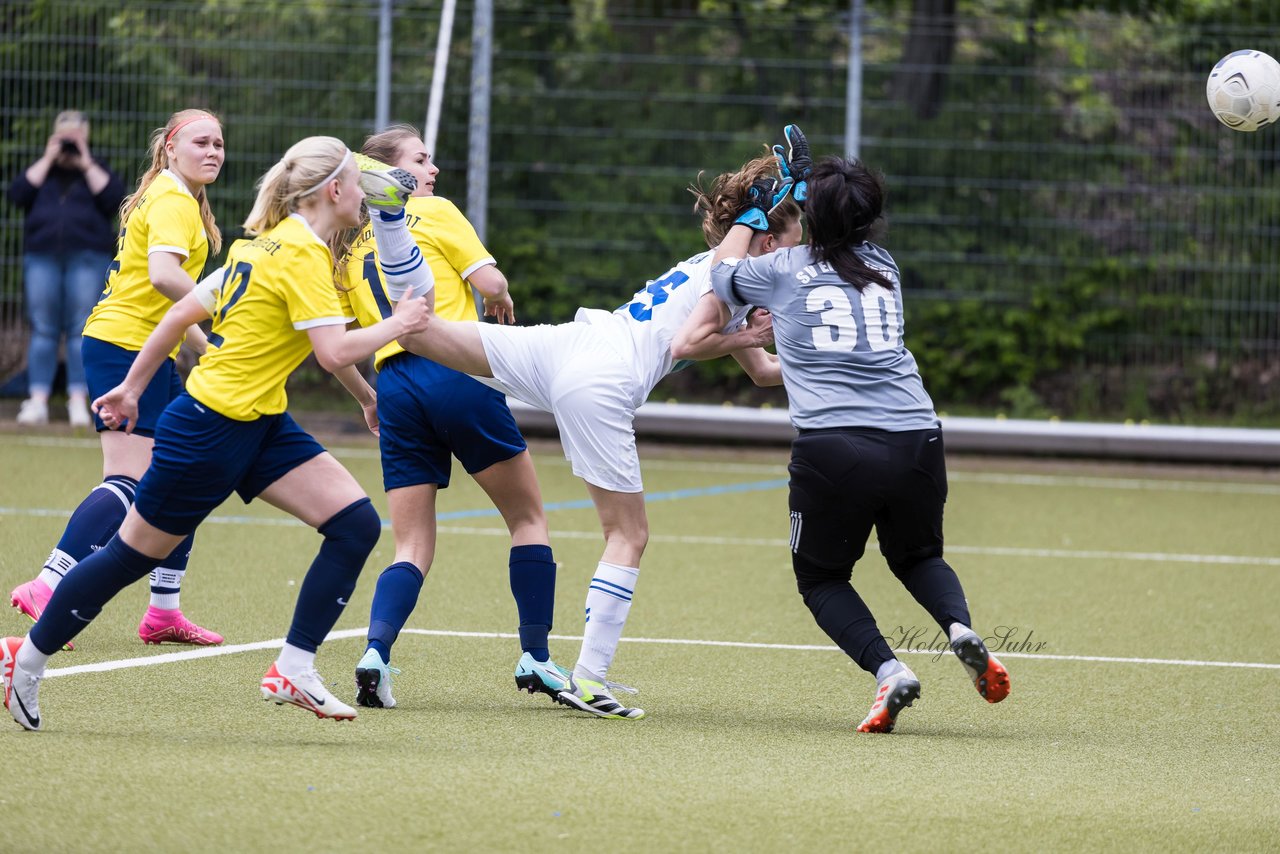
[370,154,801,718]
[709,126,1011,734]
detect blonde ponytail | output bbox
[243,136,356,287]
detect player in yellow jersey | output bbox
[1,138,432,730]
[10,109,227,649]
[339,125,565,710]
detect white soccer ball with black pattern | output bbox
[1206,50,1280,132]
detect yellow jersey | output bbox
[342,195,494,370]
[84,170,209,354]
[186,214,352,420]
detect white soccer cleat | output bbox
[857,664,921,734]
[261,662,356,721]
[556,674,645,720]
[1,636,43,732]
[354,153,417,212]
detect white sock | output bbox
[37,559,72,592]
[16,636,51,676]
[148,567,183,610]
[949,622,978,644]
[574,561,639,683]
[276,642,316,676]
[876,658,906,684]
[370,209,433,300]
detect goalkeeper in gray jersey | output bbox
[701,126,1012,734]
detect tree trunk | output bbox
[892,0,957,120]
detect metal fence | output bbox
[2,1,1279,419]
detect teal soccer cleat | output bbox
[354,648,400,709]
[514,652,572,699]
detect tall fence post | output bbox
[845,0,863,159]
[467,0,493,243]
[375,0,392,132]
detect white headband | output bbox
[298,149,352,197]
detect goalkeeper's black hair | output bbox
[806,157,893,292]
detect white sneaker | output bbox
[354,648,399,709]
[1,636,43,732]
[261,662,357,720]
[354,152,417,212]
[68,398,91,429]
[16,398,48,426]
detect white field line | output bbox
[43,626,1280,679]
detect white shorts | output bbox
[476,321,644,493]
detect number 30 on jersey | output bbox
[806,282,901,352]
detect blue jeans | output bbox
[23,250,110,395]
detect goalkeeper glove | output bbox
[772,123,813,207]
[734,176,793,232]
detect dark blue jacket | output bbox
[8,160,127,257]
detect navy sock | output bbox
[285,498,381,653]
[31,535,158,654]
[509,544,555,662]
[43,475,138,578]
[366,561,425,664]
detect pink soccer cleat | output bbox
[137,606,224,646]
[10,579,52,622]
[10,579,73,651]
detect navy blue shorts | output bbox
[83,335,184,438]
[133,393,327,536]
[376,353,526,491]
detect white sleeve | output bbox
[192,266,227,315]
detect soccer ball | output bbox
[1206,50,1280,132]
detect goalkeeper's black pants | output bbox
[786,426,972,675]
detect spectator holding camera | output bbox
[9,110,125,426]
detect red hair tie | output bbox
[165,114,217,143]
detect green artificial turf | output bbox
[1,432,1277,852]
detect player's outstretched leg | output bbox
[949,627,1011,703]
[856,660,922,734]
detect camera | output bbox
[59,138,79,155]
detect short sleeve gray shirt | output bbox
[711,243,938,431]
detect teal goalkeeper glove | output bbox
[772,124,813,207]
[734,176,793,232]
